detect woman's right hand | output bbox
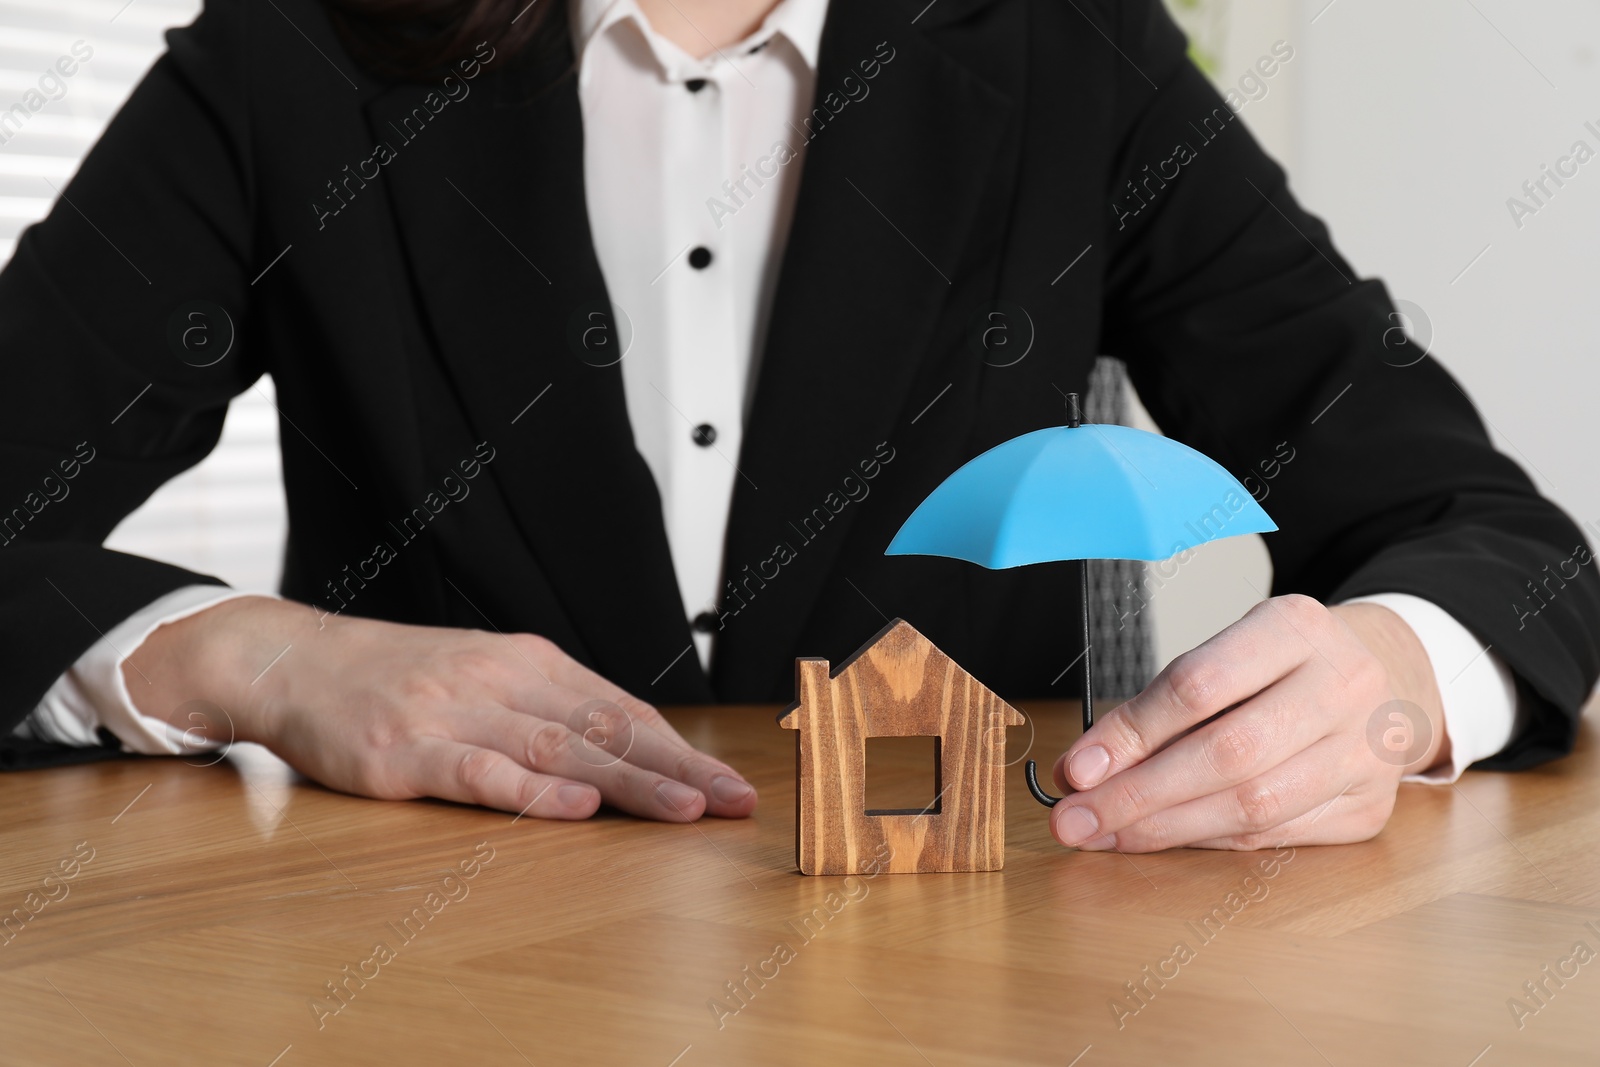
[122,595,758,822]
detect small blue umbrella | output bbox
[885,394,1276,805]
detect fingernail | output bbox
[710,775,754,804]
[1054,804,1099,847]
[655,780,703,813]
[1069,745,1111,789]
[557,784,596,810]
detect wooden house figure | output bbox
[778,618,1025,875]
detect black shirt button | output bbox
[685,78,708,93]
[692,422,717,447]
[688,246,713,269]
[692,611,719,633]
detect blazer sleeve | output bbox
[1095,0,1600,769]
[0,2,260,750]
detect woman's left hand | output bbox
[1049,594,1449,852]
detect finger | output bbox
[557,699,757,818]
[501,681,756,816]
[494,643,736,764]
[520,639,701,751]
[1056,595,1326,792]
[1050,667,1332,846]
[403,737,601,819]
[1048,700,1215,794]
[1185,775,1391,850]
[1074,734,1362,853]
[453,707,710,823]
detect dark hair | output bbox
[323,0,561,82]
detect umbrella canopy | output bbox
[884,398,1278,803]
[885,422,1276,567]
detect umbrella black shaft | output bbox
[1080,557,1093,733]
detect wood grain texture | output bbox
[1,696,1598,1066]
[778,618,1025,875]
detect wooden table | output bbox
[2,699,1598,1066]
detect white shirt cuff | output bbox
[19,585,271,756]
[1342,592,1521,784]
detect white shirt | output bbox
[15,0,1521,784]
[573,0,825,671]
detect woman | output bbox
[2,0,1595,850]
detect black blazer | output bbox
[2,0,1595,772]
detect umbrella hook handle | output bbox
[1023,759,1062,807]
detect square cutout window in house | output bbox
[864,735,943,816]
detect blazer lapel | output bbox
[366,35,711,700]
[713,0,1022,697]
